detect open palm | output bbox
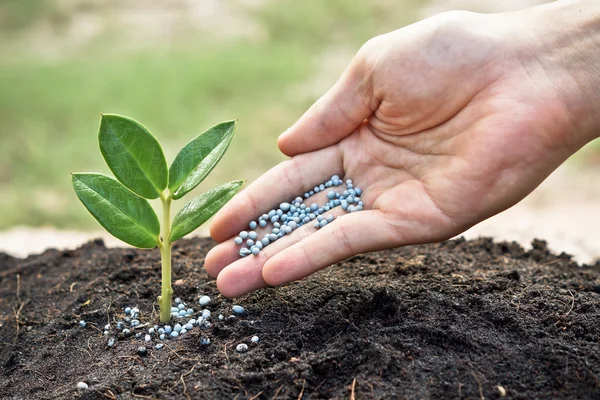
[206,8,595,297]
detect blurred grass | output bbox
[0,0,424,230]
[0,0,49,32]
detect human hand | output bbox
[206,1,600,297]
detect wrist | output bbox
[508,0,600,147]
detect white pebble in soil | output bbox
[76,382,89,390]
[236,343,249,353]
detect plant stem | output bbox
[158,191,173,323]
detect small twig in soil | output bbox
[297,379,306,400]
[169,364,195,400]
[87,338,95,355]
[118,355,146,368]
[471,371,484,400]
[150,302,158,321]
[543,259,562,266]
[249,390,264,400]
[12,274,24,343]
[166,348,199,363]
[310,377,329,396]
[49,280,62,295]
[180,374,191,400]
[272,385,284,399]
[87,275,104,290]
[0,265,31,278]
[223,339,235,362]
[564,290,575,316]
[106,299,113,325]
[101,389,117,400]
[130,392,156,399]
[350,378,357,400]
[89,324,103,335]
[69,282,77,292]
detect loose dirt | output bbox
[1,237,598,399]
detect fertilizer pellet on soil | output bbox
[199,295,211,306]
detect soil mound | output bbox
[0,237,598,399]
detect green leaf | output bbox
[72,173,160,248]
[99,114,168,199]
[168,120,236,200]
[170,180,244,242]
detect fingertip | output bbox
[277,127,299,157]
[204,246,222,278]
[208,222,221,243]
[261,260,281,287]
[276,132,295,157]
[216,260,268,298]
[204,240,240,278]
[216,271,238,298]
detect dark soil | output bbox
[1,237,599,399]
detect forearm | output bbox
[513,0,600,147]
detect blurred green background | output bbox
[0,0,426,230]
[1,0,597,233]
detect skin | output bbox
[207,0,600,297]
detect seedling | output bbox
[72,114,243,322]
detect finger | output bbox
[209,145,342,243]
[215,216,321,297]
[262,210,400,286]
[277,54,376,157]
[206,191,350,279]
[204,240,240,278]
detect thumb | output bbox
[278,47,378,156]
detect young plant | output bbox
[72,114,244,322]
